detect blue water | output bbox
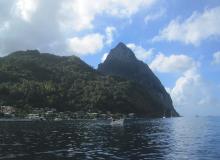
[0,117,220,160]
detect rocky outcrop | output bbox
[98,42,179,117]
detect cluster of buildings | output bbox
[0,106,134,120]
[0,106,16,117]
[0,106,100,120]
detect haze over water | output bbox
[1,117,220,160]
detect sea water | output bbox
[0,117,220,160]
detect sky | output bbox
[0,0,220,116]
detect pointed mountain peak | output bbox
[116,42,127,48]
[113,42,133,54]
[104,42,137,63]
[98,42,179,116]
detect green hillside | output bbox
[0,50,167,117]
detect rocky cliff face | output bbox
[98,42,179,117]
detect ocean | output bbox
[0,117,220,160]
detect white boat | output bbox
[162,111,166,118]
[54,117,62,121]
[110,118,124,126]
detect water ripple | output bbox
[0,117,220,159]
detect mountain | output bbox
[0,49,176,117]
[98,42,179,117]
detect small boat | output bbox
[162,111,166,119]
[110,117,124,126]
[54,117,62,121]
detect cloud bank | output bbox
[0,0,157,56]
[153,6,220,45]
[150,53,197,73]
[150,53,220,116]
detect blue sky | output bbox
[0,0,220,116]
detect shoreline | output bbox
[0,117,179,122]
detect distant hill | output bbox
[0,44,179,117]
[98,42,179,117]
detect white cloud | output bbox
[0,0,157,56]
[59,0,157,31]
[0,0,67,56]
[171,68,206,107]
[148,52,220,115]
[105,26,116,45]
[150,53,197,73]
[144,8,165,24]
[126,43,154,61]
[101,53,108,63]
[169,67,220,116]
[106,0,157,17]
[212,51,220,64]
[153,53,220,116]
[67,33,104,56]
[12,0,39,22]
[153,6,220,45]
[58,0,104,31]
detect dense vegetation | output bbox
[0,50,166,116]
[98,43,179,117]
